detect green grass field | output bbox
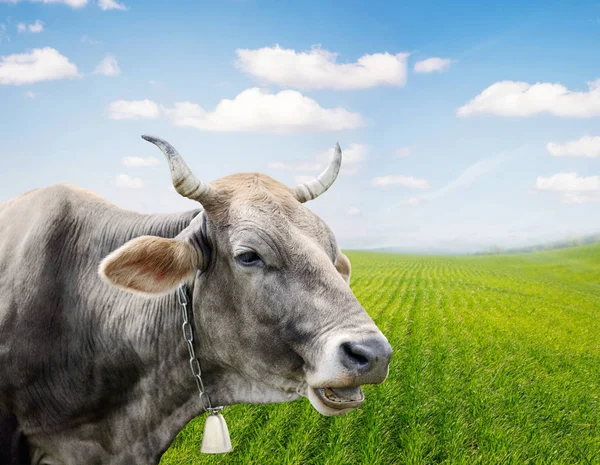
[160,244,600,465]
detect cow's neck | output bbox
[85,208,217,463]
[99,290,212,464]
[26,201,215,464]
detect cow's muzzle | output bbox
[305,333,392,416]
[339,337,392,385]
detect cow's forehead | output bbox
[208,173,337,256]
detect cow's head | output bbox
[99,136,391,416]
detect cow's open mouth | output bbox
[307,386,364,416]
[315,387,364,409]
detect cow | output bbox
[0,136,392,465]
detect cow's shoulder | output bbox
[21,183,114,213]
[1,184,112,232]
[0,184,112,335]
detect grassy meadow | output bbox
[161,244,600,465]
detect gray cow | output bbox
[0,136,392,465]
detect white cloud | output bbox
[94,55,120,76]
[166,88,362,133]
[98,0,126,10]
[18,20,44,33]
[29,20,44,32]
[116,174,143,189]
[110,89,362,133]
[546,136,600,158]
[0,0,88,7]
[414,57,455,73]
[236,45,409,90]
[536,172,600,192]
[4,0,126,9]
[25,90,35,98]
[347,207,361,216]
[457,79,600,118]
[0,47,79,85]
[122,156,159,168]
[371,175,431,189]
[396,147,412,157]
[107,99,161,120]
[536,172,600,204]
[269,143,368,176]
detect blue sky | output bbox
[1,0,599,253]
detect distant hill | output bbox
[474,233,600,255]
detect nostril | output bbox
[337,337,392,384]
[341,342,370,369]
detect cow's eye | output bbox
[236,251,263,267]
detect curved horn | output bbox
[141,135,214,203]
[294,143,342,203]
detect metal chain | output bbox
[177,284,223,414]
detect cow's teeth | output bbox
[323,387,364,403]
[313,386,364,409]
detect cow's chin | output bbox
[307,386,364,416]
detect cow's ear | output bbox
[335,251,351,284]
[99,236,199,295]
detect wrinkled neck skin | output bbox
[26,210,294,465]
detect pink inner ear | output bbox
[155,272,166,282]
